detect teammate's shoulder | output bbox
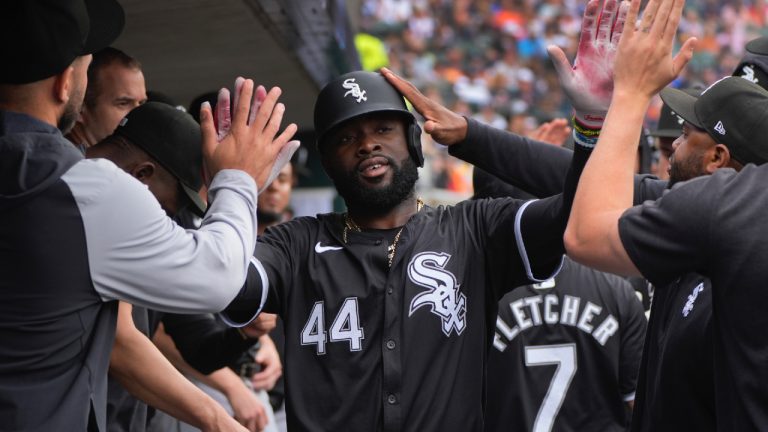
[62,157,150,205]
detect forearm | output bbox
[110,310,226,430]
[83,167,259,313]
[162,313,255,374]
[515,143,591,279]
[565,91,649,273]
[449,118,573,197]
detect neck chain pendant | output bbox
[343,198,425,267]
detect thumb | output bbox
[258,140,301,194]
[423,120,438,135]
[672,37,697,76]
[547,45,574,83]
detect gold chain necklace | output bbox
[343,198,424,267]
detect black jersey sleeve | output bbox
[219,218,311,325]
[161,313,256,374]
[449,118,573,197]
[451,118,668,203]
[513,143,590,283]
[618,174,716,287]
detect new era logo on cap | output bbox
[714,121,726,135]
[342,78,368,103]
[660,77,768,166]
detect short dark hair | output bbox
[83,47,142,108]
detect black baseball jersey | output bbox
[485,259,646,432]
[218,119,589,431]
[631,273,714,431]
[251,197,567,432]
[462,120,718,429]
[619,165,768,430]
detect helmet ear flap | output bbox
[408,122,424,167]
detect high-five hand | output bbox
[613,0,696,98]
[548,0,629,129]
[380,67,468,146]
[200,78,299,193]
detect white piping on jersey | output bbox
[514,199,565,283]
[220,256,270,328]
[623,391,636,402]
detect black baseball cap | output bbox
[649,88,702,138]
[659,77,768,165]
[113,102,207,216]
[733,37,768,91]
[0,0,125,84]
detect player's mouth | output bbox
[358,156,390,179]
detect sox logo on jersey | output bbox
[407,252,467,336]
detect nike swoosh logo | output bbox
[315,242,343,253]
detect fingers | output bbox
[233,77,245,115]
[638,0,660,34]
[611,1,630,46]
[258,139,300,194]
[622,0,642,40]
[650,0,675,39]
[199,101,217,161]
[248,85,267,126]
[233,79,255,130]
[380,67,430,114]
[596,0,618,47]
[662,0,686,44]
[250,87,283,134]
[578,0,601,47]
[216,88,232,141]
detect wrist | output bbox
[573,111,606,130]
[572,116,601,149]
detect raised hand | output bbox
[380,67,468,146]
[528,118,572,147]
[613,0,696,98]
[548,0,630,128]
[200,78,299,193]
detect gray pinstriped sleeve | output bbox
[62,159,258,313]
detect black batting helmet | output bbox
[313,71,424,167]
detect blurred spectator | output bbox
[359,0,767,195]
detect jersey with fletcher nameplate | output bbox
[486,258,646,432]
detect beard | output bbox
[668,153,708,187]
[330,155,419,215]
[257,209,283,226]
[58,86,84,135]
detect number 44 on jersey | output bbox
[301,297,365,354]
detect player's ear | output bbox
[131,161,156,184]
[707,143,731,173]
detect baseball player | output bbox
[473,174,646,432]
[566,0,768,430]
[465,32,768,432]
[218,2,632,429]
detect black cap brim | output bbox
[659,88,703,130]
[647,128,681,138]
[82,0,124,55]
[746,36,768,55]
[181,183,207,217]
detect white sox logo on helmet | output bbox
[342,78,367,103]
[407,252,467,336]
[741,64,759,84]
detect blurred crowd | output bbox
[358,0,768,194]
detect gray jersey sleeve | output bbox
[63,159,258,313]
